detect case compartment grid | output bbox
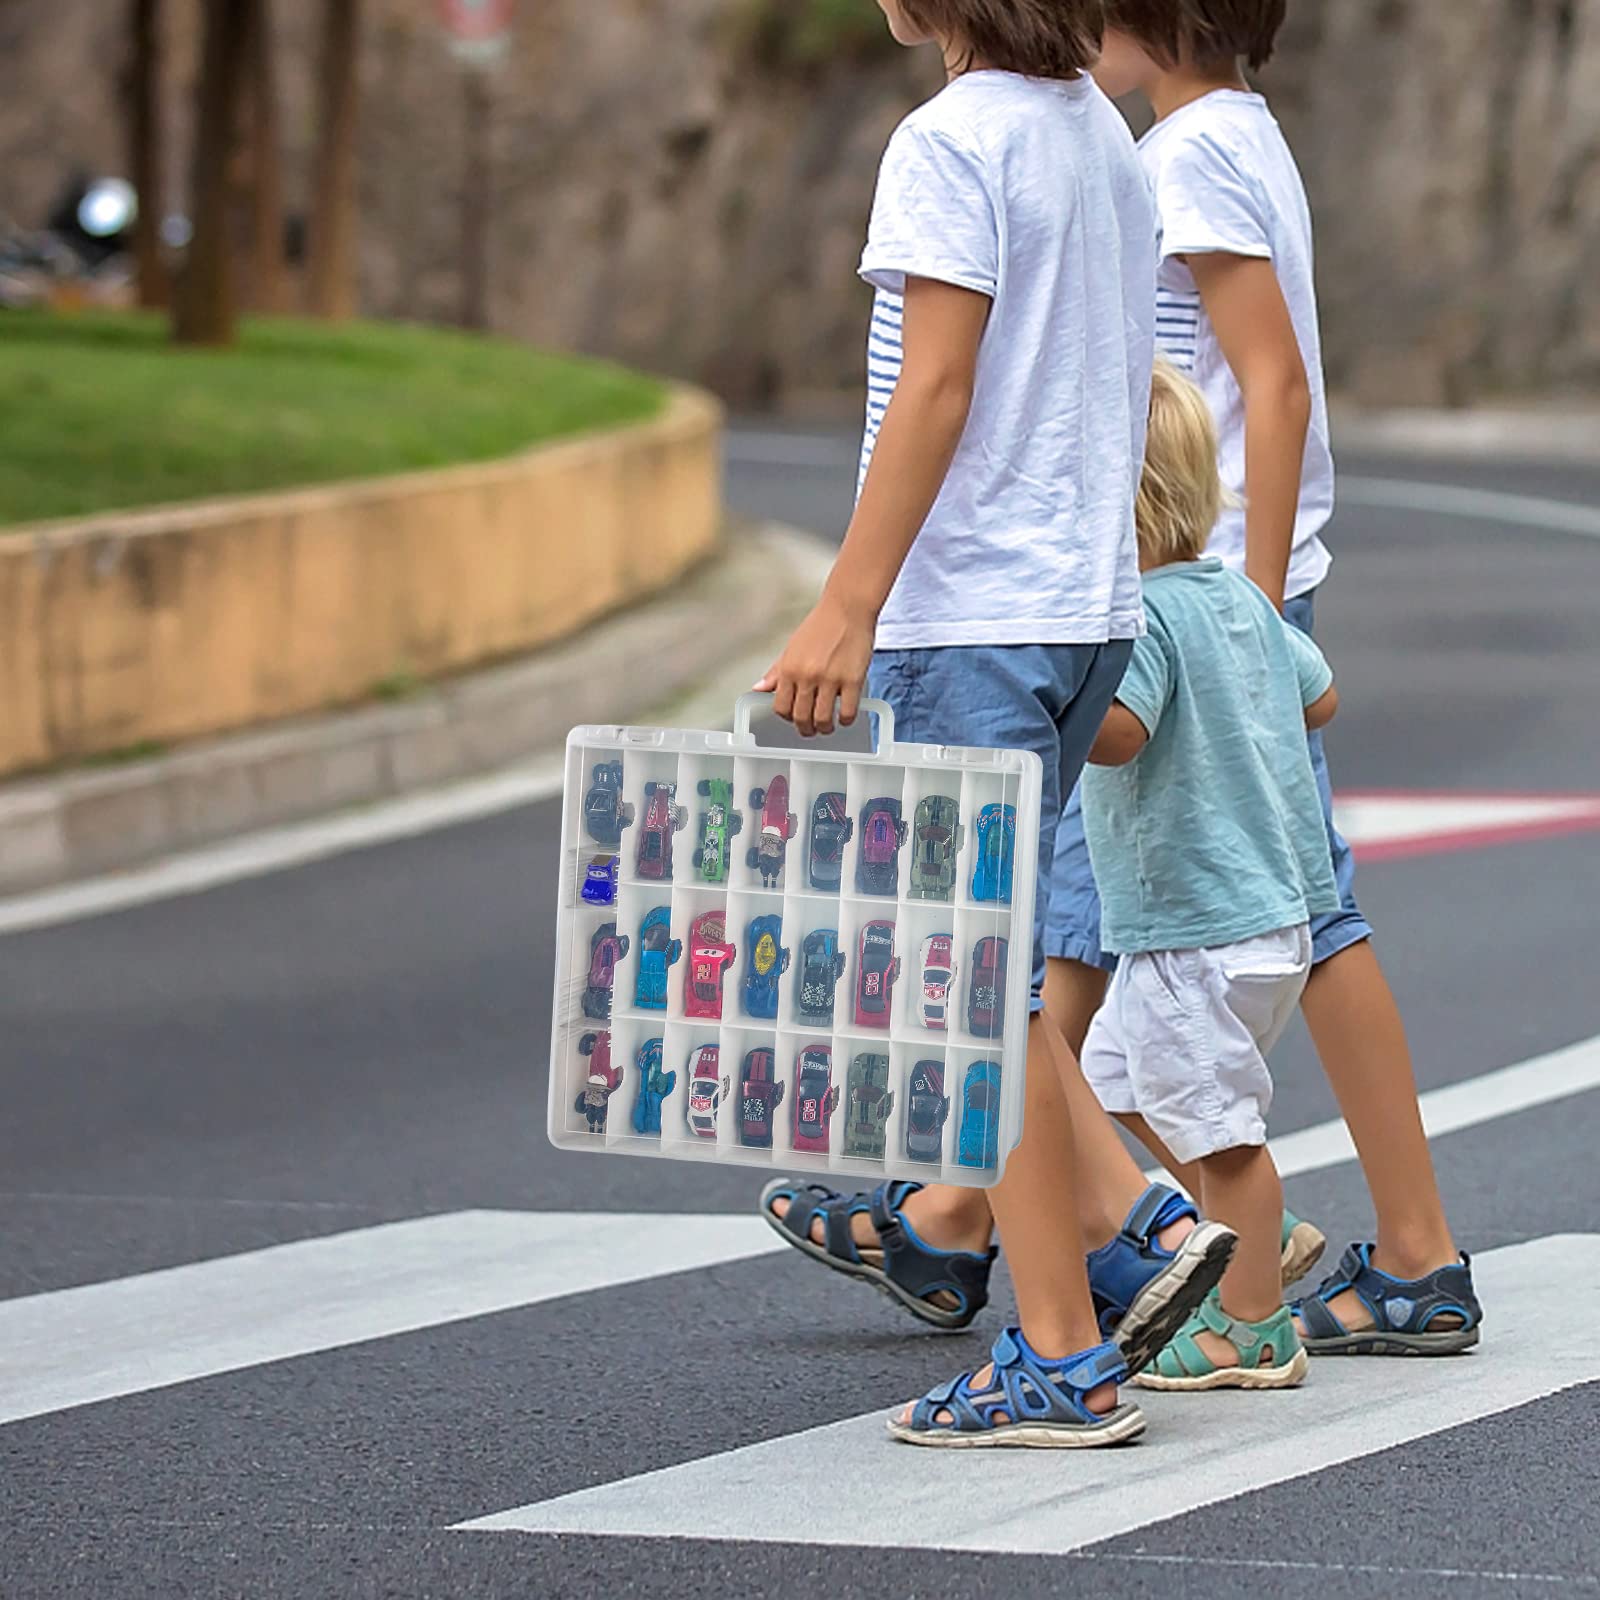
[549,703,1040,1187]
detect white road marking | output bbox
[1340,476,1600,542]
[0,1210,783,1428]
[1266,1030,1600,1182]
[0,756,566,939]
[457,1232,1599,1552]
[1334,792,1600,860]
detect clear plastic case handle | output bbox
[732,692,895,753]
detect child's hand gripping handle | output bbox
[732,692,895,752]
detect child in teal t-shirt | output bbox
[1080,360,1339,1390]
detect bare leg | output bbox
[1296,941,1457,1332]
[1113,1112,1205,1198]
[772,960,1189,1280]
[1189,1144,1284,1367]
[1042,956,1178,1249]
[895,1013,1117,1425]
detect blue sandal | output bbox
[1296,1244,1483,1355]
[887,1329,1144,1448]
[1086,1183,1239,1374]
[759,1178,995,1331]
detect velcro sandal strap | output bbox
[1121,1183,1198,1248]
[868,1180,922,1255]
[1060,1341,1127,1392]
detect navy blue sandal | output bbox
[1296,1244,1482,1355]
[759,1177,995,1332]
[887,1329,1144,1448]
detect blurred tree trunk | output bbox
[173,0,250,345]
[245,0,286,312]
[307,0,362,319]
[459,66,491,330]
[128,0,166,308]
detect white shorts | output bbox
[1082,925,1313,1164]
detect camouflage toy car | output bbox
[908,794,963,902]
[842,1052,895,1160]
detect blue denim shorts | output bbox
[869,640,1134,1008]
[1042,585,1372,971]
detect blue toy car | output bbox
[743,914,791,1020]
[580,854,619,906]
[971,803,1017,904]
[796,928,846,1025]
[634,906,682,1011]
[631,1037,675,1135]
[956,1060,1002,1169]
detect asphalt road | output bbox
[4,425,1600,1599]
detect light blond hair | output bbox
[1136,358,1225,568]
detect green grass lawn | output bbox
[0,311,667,525]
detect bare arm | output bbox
[1305,682,1339,731]
[1188,253,1311,613]
[756,277,989,736]
[1088,704,1150,767]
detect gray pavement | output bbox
[3,425,1599,1598]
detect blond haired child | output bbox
[1077,361,1339,1387]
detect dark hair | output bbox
[899,0,1106,81]
[1105,0,1286,71]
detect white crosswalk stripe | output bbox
[3,1034,1596,1435]
[0,1210,782,1427]
[457,1233,1600,1551]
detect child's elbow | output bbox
[1305,683,1339,730]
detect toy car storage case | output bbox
[547,696,1042,1188]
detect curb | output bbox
[0,522,831,896]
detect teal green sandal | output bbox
[1132,1293,1309,1391]
[1281,1208,1327,1287]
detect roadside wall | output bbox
[0,387,722,777]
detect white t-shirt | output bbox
[1138,90,1334,601]
[858,72,1156,649]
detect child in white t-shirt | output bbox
[758,0,1243,1448]
[1083,0,1482,1357]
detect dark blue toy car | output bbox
[971,803,1017,904]
[956,1060,1002,1169]
[634,906,682,1011]
[583,760,633,846]
[580,854,619,906]
[742,914,791,1020]
[796,928,846,1025]
[631,1036,675,1135]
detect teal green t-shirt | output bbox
[1082,558,1341,955]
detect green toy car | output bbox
[842,1052,895,1160]
[692,778,743,883]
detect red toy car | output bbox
[792,1045,839,1154]
[968,934,1008,1040]
[574,1031,623,1132]
[684,910,737,1020]
[738,1047,786,1148]
[746,774,798,888]
[853,919,901,1030]
[635,781,688,880]
[581,922,630,1021]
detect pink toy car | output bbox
[684,910,737,1021]
[792,1045,839,1155]
[853,919,900,1030]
